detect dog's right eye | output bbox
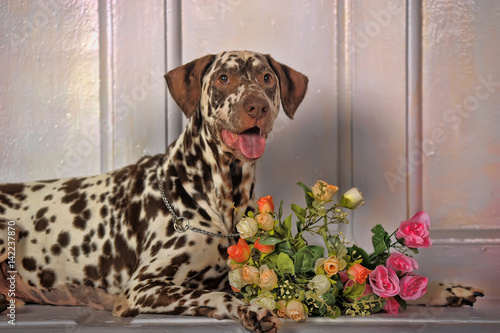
[218,74,229,84]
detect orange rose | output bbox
[227,239,251,263]
[347,263,372,284]
[324,255,340,277]
[241,264,259,285]
[254,238,275,254]
[258,265,278,290]
[257,196,274,213]
[255,213,275,231]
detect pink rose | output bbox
[383,297,400,314]
[396,211,432,248]
[368,266,400,298]
[399,274,428,300]
[339,270,349,284]
[386,252,419,274]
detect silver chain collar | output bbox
[156,162,240,239]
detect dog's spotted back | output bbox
[0,51,308,332]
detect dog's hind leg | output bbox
[408,281,485,307]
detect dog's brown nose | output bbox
[244,97,269,119]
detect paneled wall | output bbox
[1,0,499,297]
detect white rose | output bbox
[236,217,259,239]
[228,268,245,290]
[307,274,331,295]
[250,292,276,311]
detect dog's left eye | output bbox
[218,74,229,84]
[263,73,274,84]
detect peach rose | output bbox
[257,196,274,213]
[324,255,341,277]
[276,300,288,318]
[241,264,259,285]
[286,300,308,322]
[347,263,372,284]
[311,180,339,202]
[258,265,278,290]
[255,213,275,231]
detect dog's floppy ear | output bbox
[265,55,309,119]
[165,54,215,118]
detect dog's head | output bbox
[165,50,308,162]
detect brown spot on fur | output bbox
[38,269,56,288]
[22,257,37,271]
[73,216,87,230]
[57,232,70,247]
[34,218,49,232]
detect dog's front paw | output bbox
[410,281,485,307]
[237,305,282,333]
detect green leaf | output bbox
[371,224,391,257]
[323,292,337,306]
[293,234,307,251]
[348,245,373,269]
[258,235,282,245]
[277,252,295,275]
[395,295,407,311]
[307,245,326,261]
[283,214,292,238]
[296,182,314,208]
[343,282,366,301]
[327,305,341,319]
[296,219,303,233]
[408,247,419,254]
[359,294,385,313]
[291,203,307,218]
[276,240,294,257]
[294,247,314,273]
[278,200,283,221]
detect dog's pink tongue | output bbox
[238,132,266,159]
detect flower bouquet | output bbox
[227,181,432,321]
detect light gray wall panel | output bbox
[349,0,408,248]
[421,0,500,230]
[109,0,166,170]
[0,0,101,181]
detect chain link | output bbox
[156,164,240,238]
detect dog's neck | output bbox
[165,110,256,231]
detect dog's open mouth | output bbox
[221,126,267,159]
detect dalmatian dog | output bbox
[0,50,484,331]
[0,50,307,332]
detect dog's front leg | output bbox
[113,277,281,332]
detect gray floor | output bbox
[2,298,499,333]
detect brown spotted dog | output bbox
[0,50,484,331]
[0,50,308,332]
